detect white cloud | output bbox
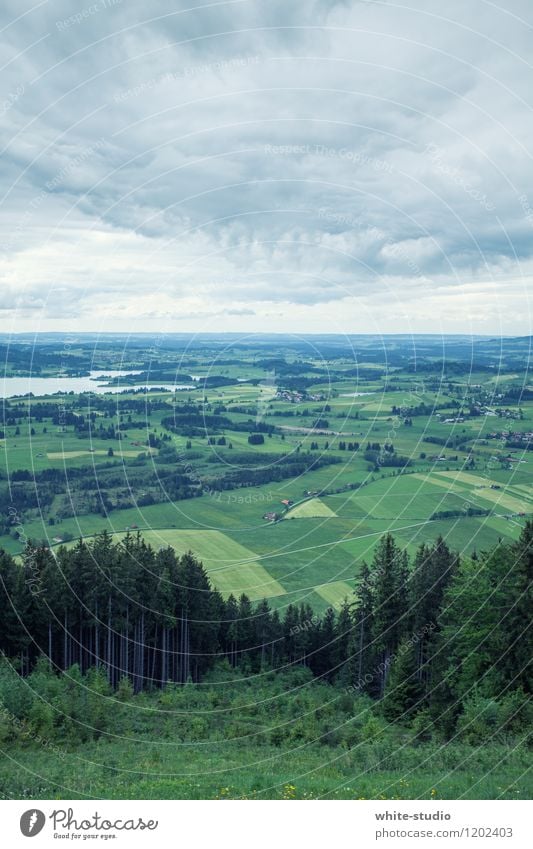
[0,0,532,333]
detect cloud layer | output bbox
[1,0,532,334]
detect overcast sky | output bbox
[1,0,532,336]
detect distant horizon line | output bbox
[0,332,526,339]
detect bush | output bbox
[0,659,33,720]
[28,699,54,738]
[247,434,265,445]
[361,715,387,741]
[457,694,500,744]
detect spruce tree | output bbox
[371,535,409,696]
[382,638,423,720]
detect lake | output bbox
[0,371,196,398]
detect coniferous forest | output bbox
[0,525,530,799]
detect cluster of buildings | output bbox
[276,389,304,403]
[263,498,295,521]
[275,389,326,404]
[494,408,522,420]
[487,430,532,442]
[436,403,523,423]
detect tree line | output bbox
[0,525,530,738]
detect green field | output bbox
[288,498,337,518]
[1,336,532,609]
[6,466,530,608]
[116,528,286,601]
[314,580,354,608]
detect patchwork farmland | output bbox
[1,335,531,612]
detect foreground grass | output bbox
[0,666,529,801]
[2,737,528,801]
